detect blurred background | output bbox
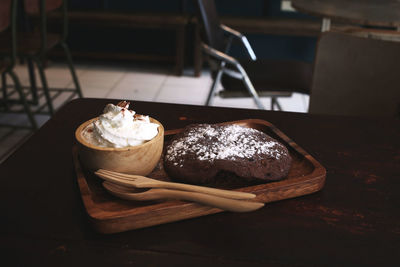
[3,0,399,162]
[1,0,317,161]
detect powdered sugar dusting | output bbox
[165,124,288,167]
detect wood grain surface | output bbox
[0,98,398,266]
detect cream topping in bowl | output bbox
[82,101,159,148]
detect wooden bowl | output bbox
[75,117,164,175]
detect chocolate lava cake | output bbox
[163,123,292,185]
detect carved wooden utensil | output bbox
[102,181,264,213]
[95,169,256,200]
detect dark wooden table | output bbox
[292,0,400,31]
[1,98,399,266]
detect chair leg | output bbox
[60,42,83,98]
[27,59,39,105]
[8,70,38,129]
[1,72,9,110]
[271,98,274,110]
[206,68,223,106]
[271,97,282,111]
[236,64,265,109]
[33,57,54,115]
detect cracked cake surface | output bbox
[163,123,292,185]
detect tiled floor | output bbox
[0,61,309,163]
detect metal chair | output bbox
[1,0,82,115]
[194,0,313,110]
[309,32,400,118]
[1,0,37,129]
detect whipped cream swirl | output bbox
[82,101,159,148]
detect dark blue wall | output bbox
[66,0,317,63]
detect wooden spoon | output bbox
[103,182,264,213]
[96,169,256,200]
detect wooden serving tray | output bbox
[73,119,326,234]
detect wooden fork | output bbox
[95,169,256,200]
[103,182,264,213]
